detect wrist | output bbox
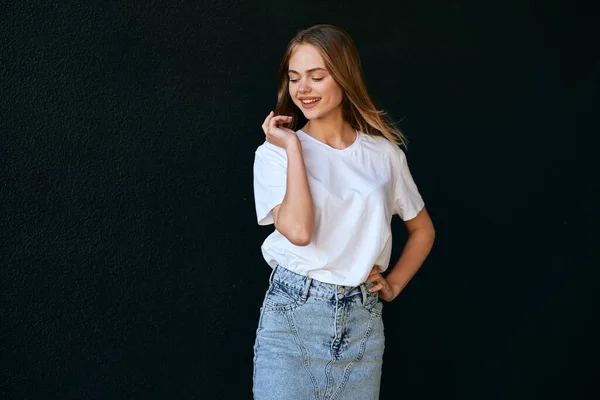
[285,136,302,152]
[387,278,404,299]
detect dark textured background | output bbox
[2,0,598,399]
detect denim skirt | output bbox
[253,265,385,400]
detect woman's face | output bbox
[288,44,344,121]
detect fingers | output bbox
[369,282,384,293]
[368,274,384,285]
[268,115,292,130]
[261,111,274,134]
[366,265,386,292]
[262,112,293,137]
[367,265,382,280]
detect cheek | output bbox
[326,86,342,105]
[323,83,343,105]
[288,84,299,99]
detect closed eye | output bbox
[288,77,325,83]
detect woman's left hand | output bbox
[366,265,395,302]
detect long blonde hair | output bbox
[274,24,407,147]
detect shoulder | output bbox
[255,141,288,166]
[360,132,404,160]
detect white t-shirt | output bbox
[253,129,425,286]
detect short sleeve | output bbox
[253,147,287,225]
[391,145,425,220]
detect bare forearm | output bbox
[275,140,315,245]
[386,228,435,298]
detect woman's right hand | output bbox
[261,111,299,150]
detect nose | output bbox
[298,80,311,94]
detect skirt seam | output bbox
[287,309,322,400]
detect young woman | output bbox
[252,24,435,399]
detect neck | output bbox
[301,109,356,149]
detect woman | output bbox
[252,24,435,400]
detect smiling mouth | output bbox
[300,98,321,105]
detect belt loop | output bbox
[360,283,368,305]
[269,265,278,285]
[301,276,313,302]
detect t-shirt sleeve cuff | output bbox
[256,201,283,225]
[399,199,425,221]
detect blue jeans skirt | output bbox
[253,265,385,400]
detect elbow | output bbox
[428,226,436,248]
[275,213,314,246]
[275,223,312,246]
[289,231,312,246]
[291,238,311,247]
[287,224,313,246]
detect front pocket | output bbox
[263,283,299,310]
[367,299,384,316]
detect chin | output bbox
[302,112,319,121]
[299,107,324,119]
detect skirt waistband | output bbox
[269,265,377,304]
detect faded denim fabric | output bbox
[253,265,385,400]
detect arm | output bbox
[366,144,433,300]
[272,138,315,246]
[385,207,435,299]
[260,112,314,246]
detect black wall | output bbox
[2,1,598,399]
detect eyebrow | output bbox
[288,67,327,74]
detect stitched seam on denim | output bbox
[253,285,272,389]
[364,294,383,315]
[287,310,322,400]
[263,287,299,311]
[369,301,383,316]
[329,311,376,400]
[252,305,267,391]
[362,290,376,309]
[324,297,338,399]
[301,277,312,301]
[272,280,304,298]
[360,284,368,305]
[324,359,335,400]
[269,287,295,302]
[324,297,344,399]
[256,286,271,332]
[269,265,278,284]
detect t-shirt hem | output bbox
[401,201,425,221]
